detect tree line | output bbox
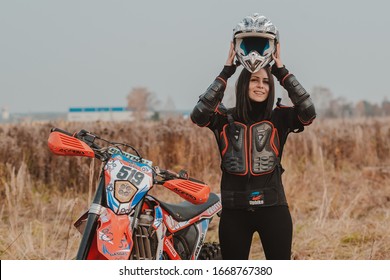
[309,86,390,118]
[126,86,390,120]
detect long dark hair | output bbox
[233,66,275,122]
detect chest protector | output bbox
[219,119,280,176]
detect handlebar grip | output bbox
[160,169,205,184]
[50,127,74,137]
[188,177,205,184]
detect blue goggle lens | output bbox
[240,37,270,56]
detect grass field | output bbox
[0,117,389,259]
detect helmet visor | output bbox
[238,37,273,56]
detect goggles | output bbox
[234,36,276,72]
[236,37,274,57]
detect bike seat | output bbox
[157,192,220,222]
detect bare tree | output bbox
[325,97,353,118]
[311,86,333,118]
[160,96,179,119]
[127,87,160,121]
[381,98,390,116]
[354,100,382,118]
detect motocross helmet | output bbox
[233,13,279,73]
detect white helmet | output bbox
[233,13,279,73]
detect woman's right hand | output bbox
[225,41,236,66]
[271,43,284,68]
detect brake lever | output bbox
[76,130,102,150]
[74,129,111,161]
[153,167,172,184]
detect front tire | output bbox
[198,242,222,260]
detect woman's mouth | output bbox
[253,91,265,95]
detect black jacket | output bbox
[191,65,316,209]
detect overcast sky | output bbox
[1,0,389,113]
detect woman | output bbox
[191,14,316,260]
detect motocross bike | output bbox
[48,128,222,260]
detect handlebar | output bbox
[50,127,73,137]
[51,128,102,150]
[154,168,205,185]
[50,127,205,185]
[75,129,103,150]
[51,127,106,160]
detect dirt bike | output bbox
[48,128,222,260]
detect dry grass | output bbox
[0,117,389,259]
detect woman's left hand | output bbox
[225,41,236,66]
[272,43,284,68]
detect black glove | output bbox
[271,63,289,82]
[218,65,237,81]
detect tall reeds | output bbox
[0,117,389,259]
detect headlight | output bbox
[114,180,138,203]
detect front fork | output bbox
[76,173,105,260]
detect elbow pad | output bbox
[199,78,226,108]
[191,78,226,126]
[283,74,316,123]
[296,96,316,124]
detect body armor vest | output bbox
[219,119,280,176]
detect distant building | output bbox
[67,106,191,122]
[1,107,9,121]
[67,107,134,122]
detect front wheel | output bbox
[197,242,222,260]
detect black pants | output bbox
[219,205,292,260]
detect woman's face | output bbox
[248,68,269,103]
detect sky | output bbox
[1,0,389,113]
